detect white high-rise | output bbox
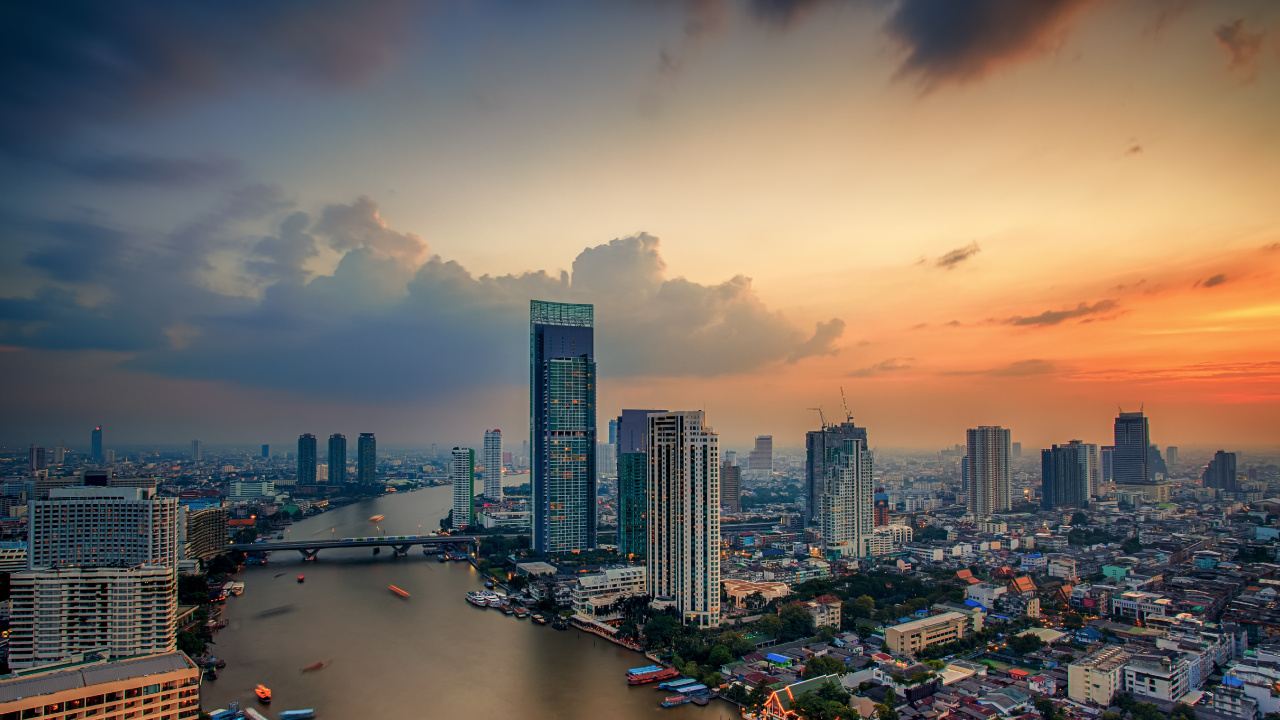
[1083,442,1100,498]
[483,429,503,501]
[646,411,720,629]
[822,435,874,557]
[966,426,1012,519]
[451,447,475,531]
[28,487,180,569]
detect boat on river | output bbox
[661,695,691,707]
[301,660,330,672]
[254,684,272,704]
[514,607,529,618]
[389,585,410,598]
[629,668,680,686]
[437,553,448,562]
[297,574,305,583]
[369,514,385,522]
[280,711,316,720]
[244,709,270,720]
[531,614,548,625]
[486,596,503,608]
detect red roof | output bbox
[813,595,841,605]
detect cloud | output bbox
[0,197,842,400]
[884,0,1098,88]
[1198,273,1228,288]
[656,0,729,75]
[1126,144,1143,156]
[0,0,418,155]
[943,358,1057,377]
[1067,361,1280,383]
[749,0,831,28]
[1004,299,1117,326]
[1214,19,1266,80]
[848,357,916,377]
[61,153,239,186]
[935,241,981,269]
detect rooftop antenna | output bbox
[808,407,827,430]
[840,386,853,424]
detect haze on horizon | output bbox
[1,0,1278,452]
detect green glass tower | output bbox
[616,409,664,558]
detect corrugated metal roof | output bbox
[0,653,192,704]
[0,672,85,704]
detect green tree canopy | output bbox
[1007,633,1046,655]
[708,645,734,667]
[802,655,847,680]
[780,603,817,642]
[759,613,784,638]
[643,614,681,648]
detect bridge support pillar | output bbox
[298,549,318,561]
[393,545,410,557]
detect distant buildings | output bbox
[530,300,597,553]
[1167,445,1179,468]
[451,447,475,531]
[91,425,103,463]
[617,409,664,557]
[1204,450,1239,491]
[647,410,720,628]
[1068,646,1130,705]
[967,426,1011,519]
[298,433,317,485]
[483,429,503,500]
[190,440,201,464]
[1101,445,1115,483]
[28,487,180,569]
[1114,411,1151,485]
[804,422,867,526]
[1041,440,1091,510]
[357,432,376,489]
[261,444,270,458]
[328,433,346,487]
[721,461,742,513]
[873,489,890,526]
[821,434,874,558]
[749,435,773,473]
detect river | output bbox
[201,482,732,719]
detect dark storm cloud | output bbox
[1004,299,1117,326]
[935,242,981,269]
[1214,19,1266,79]
[61,154,240,186]
[1,200,842,400]
[0,0,418,154]
[884,0,1096,87]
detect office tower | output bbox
[261,444,270,459]
[804,422,868,525]
[608,419,618,445]
[966,426,1011,519]
[1148,445,1167,481]
[451,447,475,530]
[1083,442,1100,497]
[874,489,890,526]
[28,445,47,474]
[616,409,664,558]
[1113,411,1151,484]
[724,450,737,465]
[328,433,347,487]
[1203,451,1238,491]
[358,433,376,489]
[298,433,317,484]
[184,507,229,561]
[1041,441,1090,510]
[483,429,504,500]
[1012,442,1022,459]
[821,436,874,558]
[646,411,720,628]
[1166,446,1178,469]
[431,443,438,459]
[0,652,201,714]
[749,435,773,472]
[721,462,742,513]
[191,440,202,463]
[91,426,103,462]
[1101,446,1115,483]
[317,464,329,482]
[8,566,177,668]
[52,443,65,465]
[530,300,597,553]
[28,487,181,569]
[104,449,115,464]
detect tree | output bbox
[644,614,681,649]
[759,614,784,638]
[709,645,734,668]
[802,655,847,679]
[1132,704,1165,720]
[852,595,876,617]
[1062,612,1084,629]
[1121,537,1143,554]
[1070,512,1090,526]
[176,631,206,657]
[1008,633,1046,655]
[746,680,770,711]
[1170,704,1197,720]
[780,604,817,642]
[724,683,749,705]
[875,703,899,720]
[818,625,838,642]
[1035,698,1063,720]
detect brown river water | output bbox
[201,483,733,719]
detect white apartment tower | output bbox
[822,436,875,557]
[967,426,1012,519]
[483,429,503,501]
[28,487,180,569]
[646,411,720,628]
[451,447,475,531]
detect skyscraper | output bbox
[27,445,46,474]
[328,433,347,487]
[483,429,503,500]
[1166,446,1179,469]
[1113,411,1151,485]
[1203,451,1238,491]
[298,433,317,484]
[1101,446,1115,483]
[261,444,270,459]
[1083,442,1100,497]
[646,411,719,628]
[191,440,202,463]
[1041,441,1090,510]
[91,426,103,463]
[28,487,180,569]
[804,422,868,526]
[358,433,376,490]
[821,436,874,557]
[749,435,773,472]
[1012,442,1022,459]
[873,489,890,526]
[616,409,663,558]
[530,300,597,553]
[966,426,1011,519]
[721,461,741,513]
[451,447,475,530]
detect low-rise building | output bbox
[722,578,790,607]
[884,612,969,658]
[1068,645,1130,706]
[571,566,645,621]
[1125,651,1192,703]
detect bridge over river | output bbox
[228,534,480,561]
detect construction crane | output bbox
[840,387,853,424]
[808,407,827,430]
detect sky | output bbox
[1,0,1278,453]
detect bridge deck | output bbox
[229,535,476,553]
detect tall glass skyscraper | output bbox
[298,433,317,485]
[328,433,346,487]
[90,426,103,463]
[530,300,597,553]
[616,409,664,557]
[804,422,868,526]
[1113,411,1151,485]
[357,433,376,490]
[483,429,503,500]
[451,447,475,530]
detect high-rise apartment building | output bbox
[8,566,177,668]
[1012,442,1022,459]
[190,440,202,463]
[298,433,317,485]
[966,426,1011,519]
[821,435,874,558]
[184,507,228,561]
[804,422,868,526]
[451,447,475,530]
[91,426,103,463]
[1203,450,1238,491]
[1041,441,1090,510]
[530,300,597,553]
[358,432,376,489]
[28,445,47,474]
[1084,442,1100,498]
[261,444,270,458]
[616,409,663,558]
[52,443,65,465]
[749,435,773,472]
[873,490,890,526]
[328,433,347,487]
[28,487,181,569]
[483,429,503,500]
[721,461,741,513]
[647,411,720,628]
[1166,446,1178,469]
[1114,411,1151,485]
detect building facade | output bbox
[884,612,969,657]
[1042,440,1091,510]
[530,300,597,553]
[1205,450,1239,491]
[1068,646,1131,705]
[571,566,646,621]
[91,426,103,463]
[183,508,228,561]
[721,461,741,513]
[821,435,874,558]
[298,433,317,485]
[29,487,180,569]
[967,426,1011,519]
[451,448,475,531]
[616,409,664,557]
[357,432,376,489]
[804,422,868,526]
[483,429,503,500]
[0,652,201,720]
[749,435,773,473]
[328,433,346,487]
[647,410,720,628]
[1114,411,1151,485]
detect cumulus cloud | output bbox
[0,197,842,399]
[1004,299,1117,326]
[884,0,1098,88]
[936,242,981,269]
[848,357,916,377]
[1214,19,1266,80]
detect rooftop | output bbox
[0,653,194,704]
